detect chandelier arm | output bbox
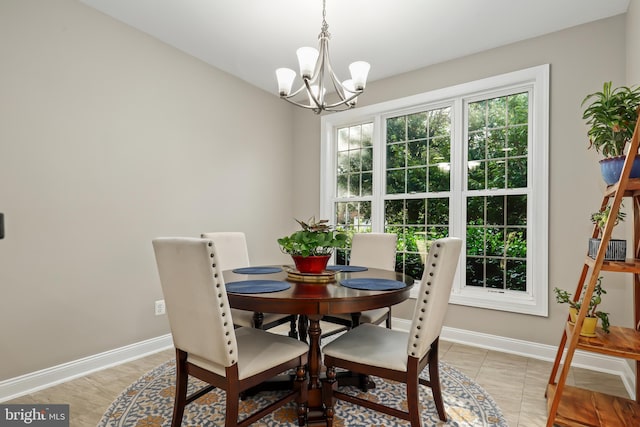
[302,78,323,110]
[281,96,319,110]
[319,37,347,103]
[323,92,362,109]
[284,84,309,99]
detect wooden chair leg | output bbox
[289,315,298,339]
[406,372,421,427]
[252,311,264,329]
[172,350,188,427]
[350,312,362,328]
[225,387,240,427]
[295,364,308,426]
[385,306,392,329]
[298,315,308,343]
[428,340,446,421]
[323,365,338,427]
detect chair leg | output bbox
[428,340,447,421]
[225,387,240,427]
[295,363,308,426]
[172,350,188,427]
[323,365,338,427]
[386,306,392,329]
[298,315,308,343]
[252,311,264,329]
[289,315,298,339]
[406,372,422,427]
[350,312,362,328]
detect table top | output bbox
[223,265,415,316]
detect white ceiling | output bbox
[80,0,630,95]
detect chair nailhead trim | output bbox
[408,242,447,359]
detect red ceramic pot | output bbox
[292,255,330,274]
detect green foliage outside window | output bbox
[334,91,530,289]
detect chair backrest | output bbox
[152,237,238,369]
[349,232,397,271]
[407,237,462,359]
[200,232,250,271]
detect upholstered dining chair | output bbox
[322,237,462,427]
[323,232,398,329]
[152,237,308,427]
[201,231,297,337]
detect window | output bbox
[321,65,549,316]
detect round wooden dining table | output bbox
[223,265,414,424]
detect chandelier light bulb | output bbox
[349,61,371,91]
[296,47,319,79]
[276,68,296,96]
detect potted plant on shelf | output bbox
[553,278,610,336]
[277,217,349,274]
[588,205,627,261]
[581,81,640,185]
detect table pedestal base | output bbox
[242,315,375,424]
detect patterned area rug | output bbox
[98,360,507,426]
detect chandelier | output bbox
[275,0,370,114]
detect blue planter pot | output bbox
[599,155,640,185]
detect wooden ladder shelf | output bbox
[546,114,640,426]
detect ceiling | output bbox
[80,0,630,95]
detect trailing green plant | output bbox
[590,205,626,235]
[581,81,640,157]
[277,217,349,257]
[553,277,610,333]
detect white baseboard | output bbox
[0,334,173,402]
[2,320,636,403]
[393,318,636,400]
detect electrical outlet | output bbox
[155,299,166,316]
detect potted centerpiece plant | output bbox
[554,278,610,336]
[581,81,640,185]
[277,217,349,274]
[588,205,627,261]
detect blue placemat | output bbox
[231,266,283,274]
[226,280,291,294]
[340,278,406,291]
[326,265,369,272]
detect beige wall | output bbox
[628,0,640,85]
[293,15,630,346]
[0,0,296,380]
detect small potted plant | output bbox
[581,81,640,185]
[553,278,610,336]
[588,205,626,261]
[277,217,349,274]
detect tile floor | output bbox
[5,335,630,427]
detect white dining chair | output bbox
[201,231,297,336]
[152,237,308,427]
[322,237,462,426]
[323,232,398,329]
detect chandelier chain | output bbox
[320,0,329,38]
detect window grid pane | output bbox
[384,198,449,279]
[383,106,452,277]
[336,123,374,198]
[465,92,529,293]
[386,107,452,196]
[334,201,372,265]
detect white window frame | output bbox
[321,64,549,317]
